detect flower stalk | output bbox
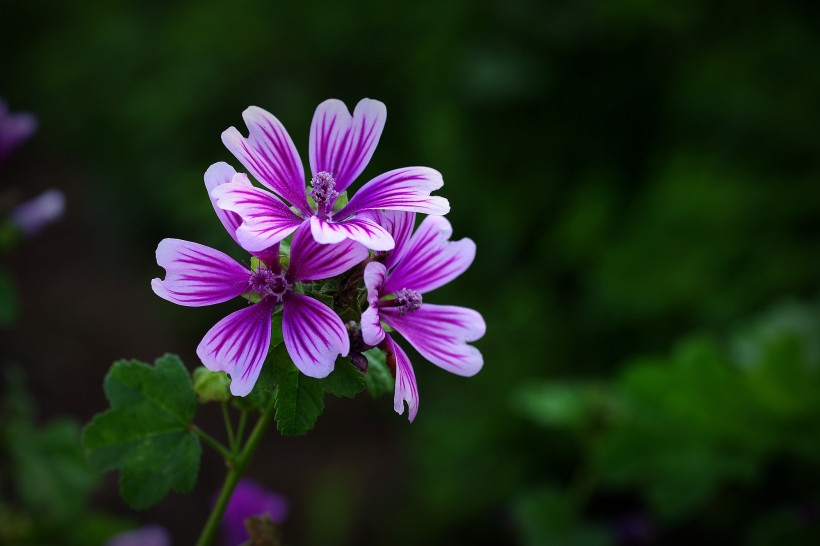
[195,399,276,546]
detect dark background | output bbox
[2,0,820,544]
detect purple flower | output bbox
[0,100,37,166]
[106,525,171,546]
[9,189,65,236]
[221,480,288,546]
[210,99,450,253]
[610,513,655,544]
[360,211,485,421]
[151,166,367,394]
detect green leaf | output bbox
[82,354,201,509]
[323,361,366,398]
[192,367,231,403]
[513,382,611,430]
[363,349,394,398]
[271,352,326,436]
[7,418,99,523]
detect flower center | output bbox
[248,268,289,301]
[376,288,423,315]
[309,171,338,218]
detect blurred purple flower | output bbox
[9,189,65,236]
[0,100,37,166]
[152,168,367,394]
[610,513,655,544]
[221,480,289,546]
[106,525,171,546]
[210,98,449,252]
[360,211,485,421]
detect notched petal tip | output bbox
[354,97,387,116]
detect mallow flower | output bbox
[9,188,65,236]
[0,99,37,166]
[220,480,288,546]
[152,165,367,395]
[210,98,450,253]
[360,211,485,421]
[105,525,171,546]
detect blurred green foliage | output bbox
[515,301,820,544]
[2,0,820,544]
[0,368,131,545]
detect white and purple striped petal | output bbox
[205,163,281,265]
[221,106,310,215]
[151,239,250,307]
[282,293,349,378]
[365,210,416,271]
[383,216,475,295]
[383,304,485,377]
[196,298,276,396]
[309,98,386,192]
[211,181,304,252]
[288,222,368,282]
[336,167,450,219]
[382,334,419,422]
[204,162,248,242]
[361,262,388,346]
[309,216,394,251]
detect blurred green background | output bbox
[2,0,820,544]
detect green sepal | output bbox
[332,190,349,212]
[364,349,395,398]
[82,354,201,510]
[192,367,231,403]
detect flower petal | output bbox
[196,298,276,396]
[382,334,419,422]
[336,167,450,219]
[383,215,475,295]
[205,164,284,265]
[384,304,485,377]
[0,102,37,165]
[364,210,416,271]
[361,262,388,346]
[282,293,349,378]
[221,106,310,214]
[9,189,65,236]
[361,305,385,347]
[151,239,250,307]
[310,216,394,251]
[309,98,386,192]
[287,221,368,281]
[204,162,248,244]
[211,181,304,252]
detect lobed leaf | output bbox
[82,354,200,509]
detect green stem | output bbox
[191,425,232,462]
[194,404,275,546]
[221,402,236,453]
[235,409,249,447]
